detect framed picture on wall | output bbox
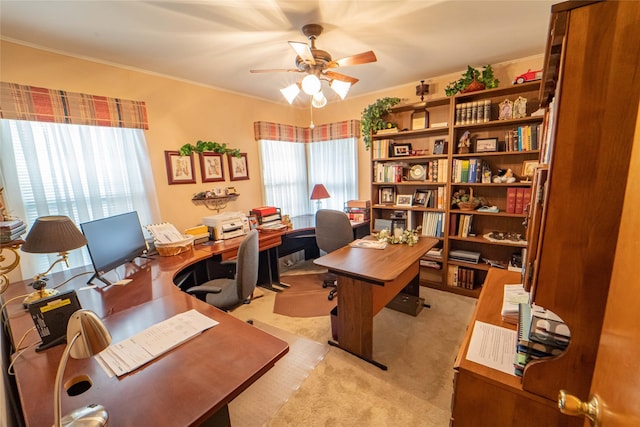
[228,153,249,181]
[199,152,225,182]
[165,151,196,184]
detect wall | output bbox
[1,39,542,244]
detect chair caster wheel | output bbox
[328,294,334,301]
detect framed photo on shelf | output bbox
[413,189,430,207]
[228,153,249,181]
[164,151,196,185]
[521,160,539,180]
[392,144,412,157]
[513,96,528,118]
[379,186,396,204]
[499,99,514,120]
[411,110,428,130]
[199,152,225,183]
[396,194,413,207]
[476,137,498,153]
[433,139,446,155]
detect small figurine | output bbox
[492,168,516,183]
[458,130,471,154]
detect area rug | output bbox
[273,273,336,318]
[228,320,328,427]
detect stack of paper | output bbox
[501,284,530,324]
[349,239,388,250]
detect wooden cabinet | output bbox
[370,82,542,298]
[451,1,640,425]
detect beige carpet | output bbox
[229,269,477,427]
[274,273,336,317]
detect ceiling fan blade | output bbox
[324,71,359,85]
[289,41,316,65]
[328,51,377,68]
[250,68,302,73]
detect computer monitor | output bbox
[80,211,147,286]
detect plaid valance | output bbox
[0,82,148,130]
[254,119,360,143]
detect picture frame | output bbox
[379,186,396,204]
[521,160,539,179]
[513,96,528,118]
[392,143,412,157]
[225,186,238,195]
[228,153,249,181]
[413,189,430,207]
[199,152,225,183]
[498,99,514,120]
[248,214,259,230]
[476,137,499,153]
[396,194,413,207]
[165,151,196,185]
[411,110,428,130]
[433,139,446,155]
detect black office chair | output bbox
[186,230,259,311]
[315,209,354,300]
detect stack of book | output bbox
[514,303,570,376]
[344,200,370,222]
[0,219,27,243]
[500,283,529,324]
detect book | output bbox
[346,200,370,209]
[251,206,278,216]
[0,225,27,243]
[506,187,517,214]
[501,284,529,324]
[0,219,24,231]
[515,188,525,214]
[349,239,387,250]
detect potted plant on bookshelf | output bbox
[360,97,401,150]
[178,140,241,157]
[445,65,499,96]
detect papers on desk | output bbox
[466,321,517,376]
[96,309,218,377]
[349,239,387,250]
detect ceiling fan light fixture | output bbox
[330,79,351,100]
[301,74,321,95]
[280,83,300,104]
[311,91,327,108]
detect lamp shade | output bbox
[310,184,330,200]
[21,216,87,254]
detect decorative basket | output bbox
[155,235,195,257]
[457,188,479,211]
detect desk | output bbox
[1,247,288,426]
[314,237,437,369]
[279,214,370,260]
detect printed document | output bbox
[466,320,517,375]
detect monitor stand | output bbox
[87,272,113,288]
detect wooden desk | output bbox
[1,247,288,426]
[314,237,437,369]
[451,268,576,426]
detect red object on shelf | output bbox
[251,206,277,216]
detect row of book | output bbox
[451,158,490,184]
[0,219,26,243]
[505,124,541,152]
[454,100,492,125]
[371,139,394,160]
[447,265,476,289]
[506,187,531,214]
[344,202,370,222]
[373,159,449,183]
[421,212,445,237]
[450,213,473,237]
[514,302,570,376]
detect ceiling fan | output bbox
[250,24,377,106]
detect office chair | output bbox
[186,230,259,311]
[315,209,354,300]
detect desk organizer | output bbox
[155,235,195,256]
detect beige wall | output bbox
[1,40,542,232]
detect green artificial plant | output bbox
[360,97,401,150]
[444,65,499,96]
[179,140,241,157]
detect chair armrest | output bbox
[186,284,223,296]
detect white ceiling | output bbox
[0,0,555,106]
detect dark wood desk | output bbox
[279,214,370,260]
[1,247,288,426]
[314,236,437,369]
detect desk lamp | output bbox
[310,184,330,211]
[20,216,88,305]
[54,309,112,427]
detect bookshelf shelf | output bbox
[369,80,542,294]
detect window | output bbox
[258,137,358,217]
[1,119,161,279]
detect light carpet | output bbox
[229,276,477,427]
[228,320,328,427]
[274,273,336,317]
